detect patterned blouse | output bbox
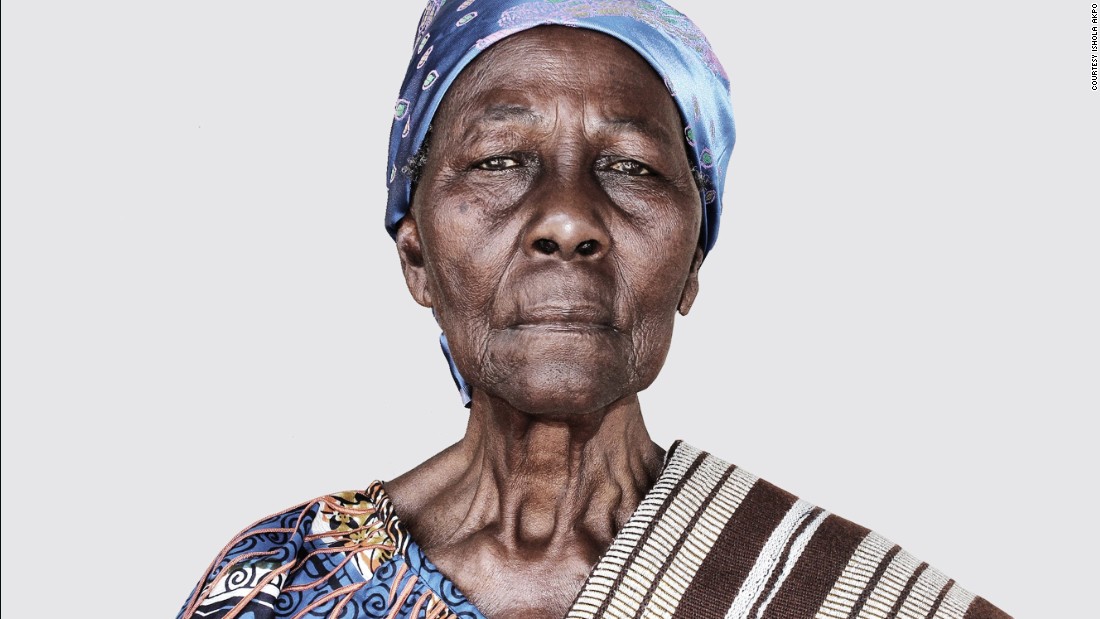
[176,481,484,619]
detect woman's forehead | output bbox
[436,27,681,136]
[465,27,661,88]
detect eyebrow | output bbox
[480,103,541,124]
[457,103,541,143]
[601,116,675,142]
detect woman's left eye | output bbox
[475,156,521,170]
[607,159,652,175]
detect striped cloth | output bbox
[566,441,1009,619]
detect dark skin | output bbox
[386,27,705,619]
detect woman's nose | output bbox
[523,184,611,261]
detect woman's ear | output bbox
[395,217,433,308]
[678,246,705,316]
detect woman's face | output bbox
[398,27,703,417]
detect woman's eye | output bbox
[475,156,521,170]
[607,159,652,175]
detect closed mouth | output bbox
[513,321,614,332]
[510,304,616,332]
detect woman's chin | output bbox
[481,361,634,417]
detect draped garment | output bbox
[176,442,1010,619]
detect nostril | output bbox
[534,238,559,255]
[576,240,599,257]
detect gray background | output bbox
[2,1,1097,617]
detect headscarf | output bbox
[384,0,736,406]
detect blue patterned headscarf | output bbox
[384,0,735,405]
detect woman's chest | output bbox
[423,540,598,619]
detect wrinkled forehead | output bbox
[453,25,658,89]
[431,26,684,144]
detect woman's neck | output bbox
[462,390,664,547]
[383,392,665,618]
[386,391,665,555]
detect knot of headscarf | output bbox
[384,0,736,406]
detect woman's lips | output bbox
[514,321,613,332]
[510,304,615,331]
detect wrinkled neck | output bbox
[453,390,665,549]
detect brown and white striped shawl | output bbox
[564,441,1010,619]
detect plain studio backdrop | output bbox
[2,1,1097,617]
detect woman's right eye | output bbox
[475,156,521,170]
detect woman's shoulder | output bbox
[647,441,1011,619]
[174,482,417,619]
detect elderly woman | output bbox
[177,2,1008,618]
